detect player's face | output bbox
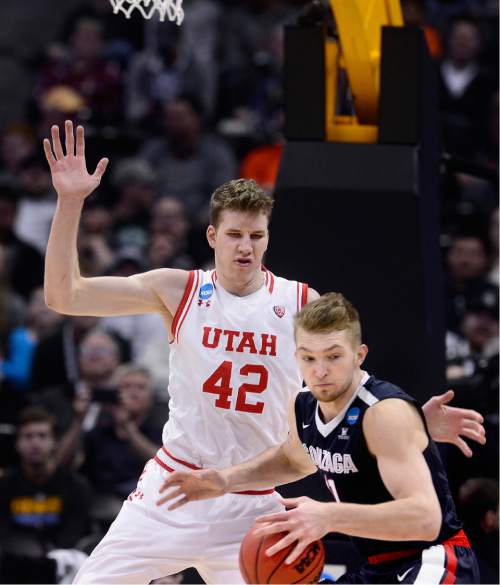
[207,210,269,281]
[295,328,368,404]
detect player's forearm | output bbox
[327,496,442,542]
[45,198,85,313]
[221,444,312,492]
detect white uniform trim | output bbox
[358,386,379,406]
[414,545,446,584]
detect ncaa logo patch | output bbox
[346,407,360,426]
[273,305,285,318]
[199,283,214,301]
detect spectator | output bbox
[150,196,191,244]
[458,477,499,584]
[56,364,165,522]
[139,95,237,223]
[401,0,443,59]
[0,407,91,555]
[30,315,100,394]
[14,153,57,255]
[125,24,206,127]
[35,328,127,436]
[36,17,123,125]
[445,233,498,332]
[1,286,62,391]
[217,0,295,123]
[0,123,37,183]
[0,243,26,344]
[147,233,193,270]
[446,303,498,381]
[109,157,158,253]
[0,183,44,300]
[78,200,115,277]
[438,14,496,159]
[486,207,498,285]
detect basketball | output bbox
[239,527,325,584]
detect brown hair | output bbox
[294,292,362,346]
[17,406,57,437]
[209,179,274,227]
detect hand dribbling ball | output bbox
[239,527,325,584]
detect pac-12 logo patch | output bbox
[198,283,214,306]
[273,305,285,318]
[346,407,360,426]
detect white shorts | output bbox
[73,458,283,584]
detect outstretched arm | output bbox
[422,390,485,457]
[44,121,188,318]
[156,395,316,510]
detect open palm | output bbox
[43,120,108,201]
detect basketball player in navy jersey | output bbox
[158,293,481,584]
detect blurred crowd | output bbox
[0,0,497,583]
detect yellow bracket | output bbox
[326,0,403,143]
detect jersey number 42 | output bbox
[202,360,268,413]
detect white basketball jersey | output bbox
[161,269,309,470]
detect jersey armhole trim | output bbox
[297,282,309,311]
[170,270,198,342]
[300,282,309,309]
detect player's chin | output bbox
[311,386,338,402]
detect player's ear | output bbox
[206,225,216,249]
[357,344,368,366]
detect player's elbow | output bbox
[44,281,80,315]
[419,502,442,541]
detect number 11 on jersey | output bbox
[202,360,268,414]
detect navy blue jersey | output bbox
[295,373,462,560]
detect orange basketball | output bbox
[239,527,325,584]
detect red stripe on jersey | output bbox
[176,270,200,342]
[296,281,300,312]
[162,447,200,470]
[155,451,275,495]
[268,271,275,293]
[442,545,458,584]
[170,271,195,340]
[368,548,420,565]
[368,530,470,565]
[154,455,174,473]
[300,283,309,308]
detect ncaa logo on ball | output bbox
[199,283,214,301]
[346,407,360,425]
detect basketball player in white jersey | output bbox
[43,121,486,584]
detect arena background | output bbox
[0,0,497,583]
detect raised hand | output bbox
[43,120,108,201]
[156,469,228,511]
[422,389,486,457]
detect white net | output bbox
[109,0,184,24]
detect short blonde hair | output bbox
[209,179,274,227]
[294,292,362,346]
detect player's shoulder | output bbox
[361,374,412,404]
[295,386,316,408]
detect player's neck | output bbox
[217,268,265,297]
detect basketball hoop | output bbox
[109,0,184,24]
